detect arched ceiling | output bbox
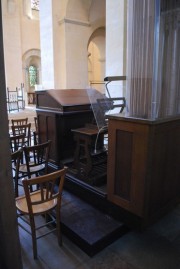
[66,0,92,21]
[66,0,105,26]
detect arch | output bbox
[22,48,41,64]
[22,49,41,105]
[66,0,105,27]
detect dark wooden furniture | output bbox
[107,115,180,228]
[11,117,28,126]
[33,117,39,145]
[71,126,107,184]
[35,89,95,168]
[28,92,36,104]
[10,134,25,153]
[19,140,51,180]
[11,123,31,146]
[11,149,23,197]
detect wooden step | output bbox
[61,190,128,256]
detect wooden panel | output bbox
[36,89,92,113]
[37,113,58,165]
[114,130,133,200]
[36,91,61,110]
[107,118,148,217]
[46,115,58,164]
[107,115,180,227]
[146,120,180,217]
[37,113,47,143]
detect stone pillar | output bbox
[2,0,23,89]
[63,18,90,89]
[0,3,23,269]
[106,0,127,97]
[40,0,90,89]
[39,0,55,89]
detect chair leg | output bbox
[14,177,18,197]
[56,207,62,246]
[29,216,38,259]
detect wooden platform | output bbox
[61,190,128,256]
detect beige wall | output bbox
[40,0,106,90]
[2,0,127,100]
[2,0,40,93]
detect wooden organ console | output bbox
[36,89,180,229]
[35,89,107,185]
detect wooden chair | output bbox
[19,140,51,179]
[11,117,28,126]
[33,116,39,145]
[34,116,38,131]
[11,123,31,146]
[16,169,67,259]
[11,149,23,197]
[10,134,25,153]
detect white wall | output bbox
[2,0,40,91]
[2,0,23,89]
[39,0,55,89]
[40,0,106,90]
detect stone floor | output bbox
[20,201,180,269]
[8,105,37,131]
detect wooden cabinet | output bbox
[107,115,180,227]
[35,89,95,168]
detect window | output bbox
[31,0,39,11]
[29,65,38,87]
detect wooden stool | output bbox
[72,126,107,178]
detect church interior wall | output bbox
[2,0,127,103]
[2,0,40,93]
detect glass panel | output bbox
[29,66,37,87]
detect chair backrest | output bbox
[22,169,66,214]
[34,117,38,132]
[10,134,25,152]
[11,123,31,146]
[33,117,39,145]
[23,140,51,175]
[11,149,23,197]
[11,118,28,126]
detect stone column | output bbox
[40,0,90,89]
[2,0,23,89]
[0,3,23,269]
[106,0,127,97]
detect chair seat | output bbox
[19,163,45,173]
[16,190,57,214]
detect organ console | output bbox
[35,89,95,168]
